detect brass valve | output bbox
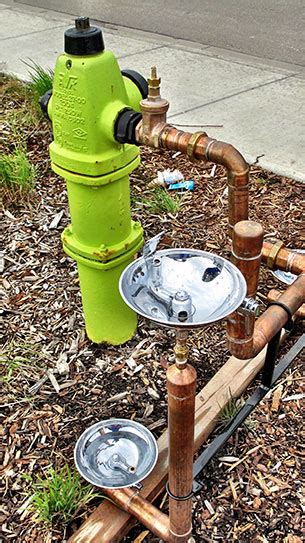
[136,65,169,147]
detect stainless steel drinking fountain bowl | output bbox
[75,235,249,492]
[119,234,247,329]
[74,419,158,489]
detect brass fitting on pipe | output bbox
[262,241,305,275]
[174,329,189,369]
[136,66,169,147]
[227,220,264,359]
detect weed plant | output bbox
[0,147,36,191]
[142,187,181,214]
[27,465,99,525]
[219,397,256,431]
[1,339,55,385]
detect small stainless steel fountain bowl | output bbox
[74,418,158,489]
[119,248,247,328]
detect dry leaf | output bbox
[133,530,150,543]
[49,210,64,229]
[271,384,283,412]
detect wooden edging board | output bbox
[69,341,279,543]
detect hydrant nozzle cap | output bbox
[65,17,104,56]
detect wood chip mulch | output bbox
[1,77,304,543]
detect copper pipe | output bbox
[227,220,264,358]
[253,274,305,355]
[204,140,249,232]
[157,127,249,233]
[167,331,197,542]
[267,289,305,319]
[136,105,249,233]
[136,71,249,233]
[104,487,170,541]
[262,241,305,275]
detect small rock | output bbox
[147,387,160,400]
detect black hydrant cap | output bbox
[64,17,104,55]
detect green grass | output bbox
[1,351,36,384]
[1,357,22,384]
[219,397,256,431]
[142,187,181,214]
[0,75,28,102]
[0,147,36,191]
[1,340,54,384]
[22,60,53,101]
[1,75,40,141]
[27,464,99,525]
[1,74,41,198]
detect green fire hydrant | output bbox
[41,17,147,344]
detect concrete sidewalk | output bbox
[1,1,305,182]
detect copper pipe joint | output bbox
[105,487,170,541]
[267,289,305,319]
[136,74,250,234]
[167,362,197,543]
[253,274,305,355]
[262,241,305,275]
[227,220,264,359]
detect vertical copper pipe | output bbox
[104,487,170,541]
[167,331,196,542]
[227,220,264,359]
[262,241,305,275]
